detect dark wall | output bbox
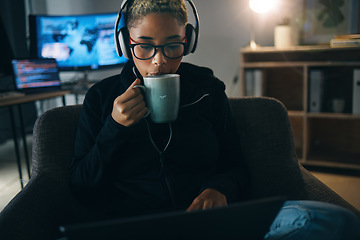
[0,17,13,78]
[0,0,29,58]
[0,0,29,91]
[0,17,14,92]
[0,0,37,144]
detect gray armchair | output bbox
[1,97,359,240]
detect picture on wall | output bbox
[301,0,359,45]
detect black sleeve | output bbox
[68,86,140,191]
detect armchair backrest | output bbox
[229,97,307,200]
[31,98,306,200]
[31,104,82,183]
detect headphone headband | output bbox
[114,0,200,59]
[186,0,199,53]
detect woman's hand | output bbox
[186,188,228,212]
[111,78,148,127]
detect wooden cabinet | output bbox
[239,46,360,170]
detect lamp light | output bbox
[249,0,278,48]
[249,0,277,13]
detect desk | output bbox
[0,90,70,188]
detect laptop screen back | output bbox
[11,58,61,91]
[59,196,285,240]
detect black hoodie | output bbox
[69,60,249,218]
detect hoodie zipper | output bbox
[145,120,176,207]
[145,93,211,208]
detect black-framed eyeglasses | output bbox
[129,42,187,60]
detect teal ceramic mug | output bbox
[134,74,180,123]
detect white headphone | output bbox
[114,0,200,59]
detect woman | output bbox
[69,0,360,239]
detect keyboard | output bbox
[0,91,25,100]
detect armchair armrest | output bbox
[0,105,85,240]
[229,97,360,219]
[0,177,77,240]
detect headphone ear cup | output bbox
[118,27,132,59]
[185,23,196,55]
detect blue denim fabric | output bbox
[264,201,360,240]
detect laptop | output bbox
[59,196,285,240]
[11,58,62,94]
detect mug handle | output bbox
[133,85,150,118]
[133,84,146,92]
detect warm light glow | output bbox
[249,0,278,13]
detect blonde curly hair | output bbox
[126,0,188,28]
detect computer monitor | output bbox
[29,12,128,71]
[11,58,61,92]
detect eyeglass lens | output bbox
[133,43,185,60]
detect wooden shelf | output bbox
[302,161,360,171]
[304,150,360,171]
[288,111,305,117]
[241,46,360,63]
[241,45,360,53]
[243,61,360,68]
[307,112,360,120]
[240,46,360,170]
